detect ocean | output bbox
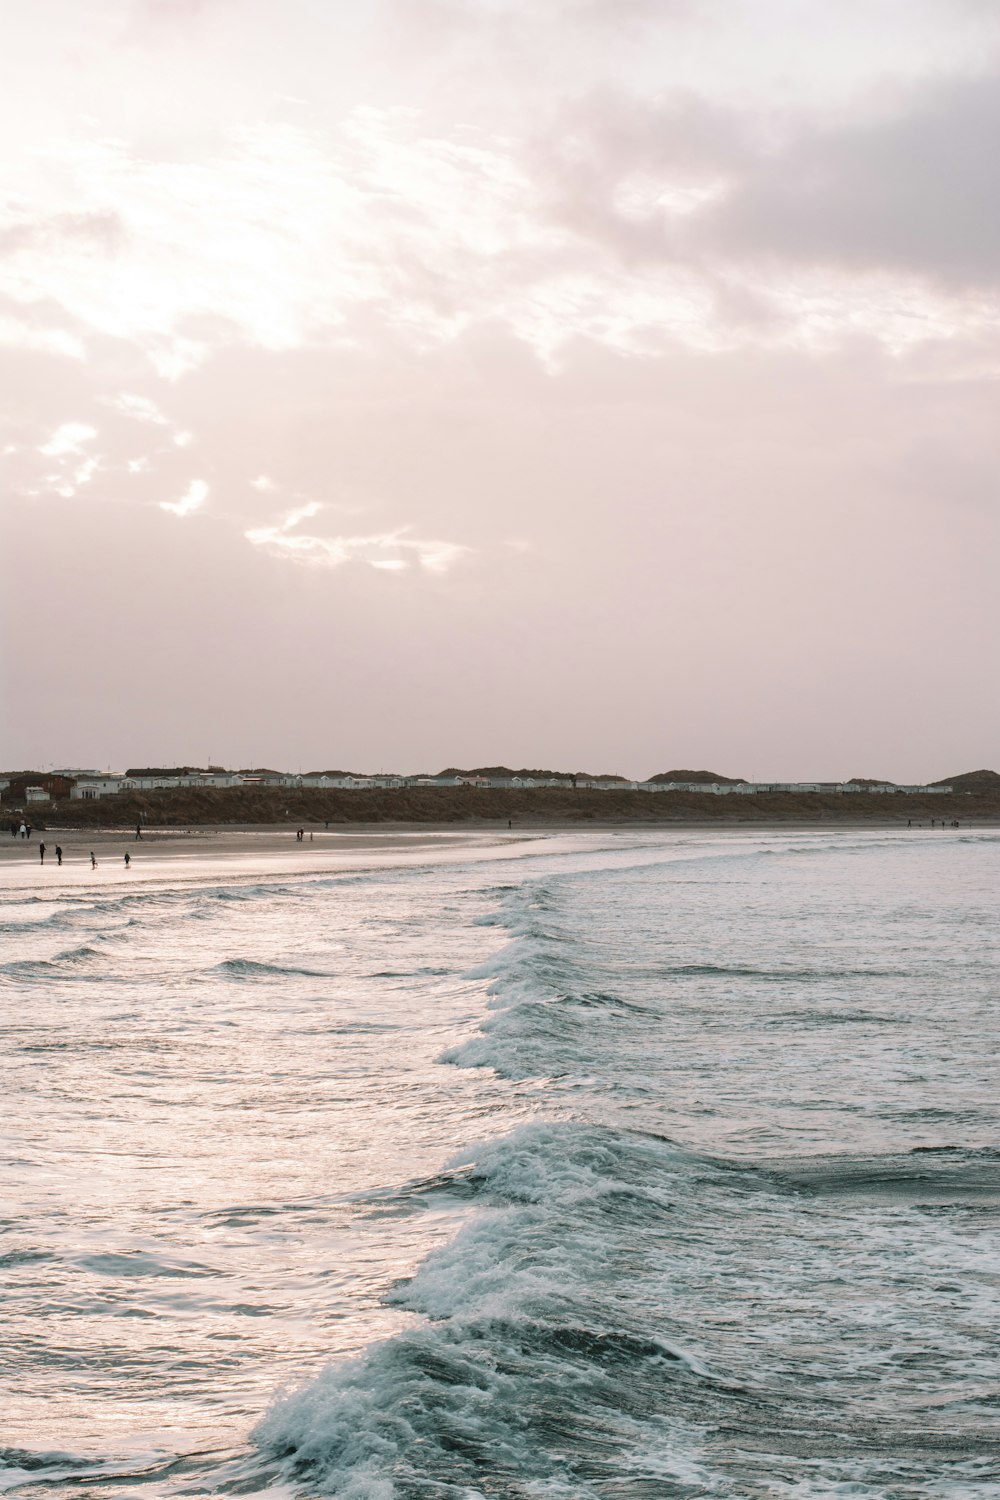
[1,828,998,1498]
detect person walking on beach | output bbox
[55,846,63,866]
[90,851,97,869]
[19,822,27,838]
[135,821,143,840]
[39,842,46,864]
[25,824,32,840]
[124,851,131,868]
[9,821,16,837]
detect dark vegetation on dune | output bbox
[436,766,629,782]
[934,768,1000,796]
[647,769,746,784]
[14,777,1000,829]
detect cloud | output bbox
[702,73,1000,288]
[32,423,101,496]
[39,421,97,456]
[105,392,169,424]
[160,477,208,515]
[245,502,469,573]
[5,50,999,386]
[0,210,125,258]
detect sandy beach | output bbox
[0,824,547,894]
[0,824,512,864]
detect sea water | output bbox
[1,828,998,1498]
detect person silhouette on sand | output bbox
[90,852,97,869]
[124,851,131,868]
[55,846,63,866]
[39,842,46,864]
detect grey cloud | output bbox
[704,74,1000,285]
[528,91,753,264]
[533,71,1000,290]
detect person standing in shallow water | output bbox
[124,851,131,868]
[90,852,97,869]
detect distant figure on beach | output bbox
[90,851,97,869]
[508,819,512,829]
[124,851,131,868]
[39,842,46,864]
[135,821,142,840]
[25,824,31,840]
[309,831,313,842]
[18,821,26,838]
[55,846,63,866]
[9,821,16,837]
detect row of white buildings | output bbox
[60,771,954,799]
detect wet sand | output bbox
[0,825,538,893]
[0,825,513,864]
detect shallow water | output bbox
[2,829,998,1498]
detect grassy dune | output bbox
[15,783,999,829]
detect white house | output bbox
[71,777,125,799]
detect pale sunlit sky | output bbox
[2,0,998,779]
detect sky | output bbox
[2,0,998,781]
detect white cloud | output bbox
[160,477,208,516]
[245,502,468,572]
[73,455,99,487]
[39,421,97,456]
[106,392,169,424]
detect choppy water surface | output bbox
[2,829,998,1498]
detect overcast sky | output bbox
[2,0,998,779]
